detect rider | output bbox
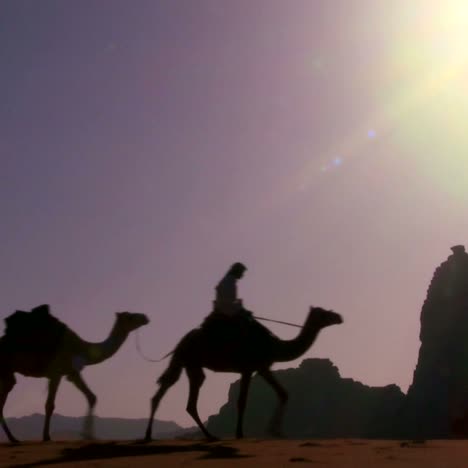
[212,262,249,318]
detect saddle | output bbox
[3,304,69,352]
[201,307,274,348]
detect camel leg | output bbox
[0,373,18,443]
[236,372,252,439]
[185,367,216,440]
[66,372,97,439]
[144,362,184,441]
[144,383,173,441]
[43,375,62,441]
[258,368,288,437]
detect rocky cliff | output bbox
[206,358,404,438]
[401,245,468,437]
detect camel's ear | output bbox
[31,304,50,314]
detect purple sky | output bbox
[2,0,468,427]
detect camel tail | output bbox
[159,350,174,361]
[156,328,199,386]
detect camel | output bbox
[144,306,342,441]
[0,306,149,443]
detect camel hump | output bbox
[4,304,69,350]
[200,310,276,348]
[4,310,31,335]
[31,304,52,317]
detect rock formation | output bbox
[206,358,404,438]
[402,245,468,437]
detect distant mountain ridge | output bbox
[0,413,193,441]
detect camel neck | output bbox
[272,320,322,363]
[82,321,128,366]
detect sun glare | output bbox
[419,2,468,67]
[295,2,468,199]
[385,1,468,201]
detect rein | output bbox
[135,330,172,363]
[254,316,302,328]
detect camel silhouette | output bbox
[0,307,149,443]
[144,306,342,440]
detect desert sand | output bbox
[2,438,468,467]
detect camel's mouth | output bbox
[327,311,343,326]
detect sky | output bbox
[2,0,468,427]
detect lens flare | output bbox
[386,1,468,201]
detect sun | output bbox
[385,1,468,201]
[420,2,468,68]
[392,1,468,83]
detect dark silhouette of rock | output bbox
[401,245,468,438]
[206,358,404,438]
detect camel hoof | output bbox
[135,437,151,444]
[143,430,153,442]
[267,426,284,439]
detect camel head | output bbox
[308,306,343,329]
[115,311,150,333]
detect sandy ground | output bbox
[2,439,468,467]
